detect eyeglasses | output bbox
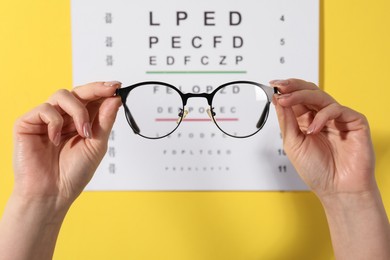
[115,81,277,139]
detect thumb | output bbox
[273,96,304,148]
[91,97,122,144]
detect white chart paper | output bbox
[71,0,318,190]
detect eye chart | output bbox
[71,0,319,190]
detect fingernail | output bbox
[104,81,122,87]
[276,93,292,99]
[307,124,315,135]
[83,122,92,139]
[53,132,61,146]
[270,80,289,86]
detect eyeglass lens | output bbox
[123,82,269,139]
[125,83,184,138]
[212,83,269,137]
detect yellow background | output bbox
[0,1,389,259]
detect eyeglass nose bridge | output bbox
[181,92,213,106]
[181,92,215,120]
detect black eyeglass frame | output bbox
[115,81,278,139]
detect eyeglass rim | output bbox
[117,82,184,139]
[209,81,275,138]
[116,81,276,103]
[115,81,277,139]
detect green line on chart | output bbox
[146,70,247,74]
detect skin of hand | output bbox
[1,78,388,260]
[271,78,390,259]
[12,81,122,209]
[270,78,376,198]
[0,81,122,260]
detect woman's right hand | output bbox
[271,78,390,260]
[271,78,376,198]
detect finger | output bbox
[15,103,64,146]
[90,97,122,145]
[273,96,304,147]
[72,81,121,104]
[307,103,365,134]
[276,89,336,111]
[280,102,313,120]
[85,98,105,124]
[270,78,318,94]
[47,89,91,138]
[61,114,78,134]
[275,96,316,132]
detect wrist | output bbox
[0,193,70,260]
[318,188,390,259]
[318,188,384,215]
[7,192,70,225]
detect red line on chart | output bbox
[155,118,239,122]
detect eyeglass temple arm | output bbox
[124,106,141,134]
[115,89,141,134]
[256,87,278,129]
[265,86,279,100]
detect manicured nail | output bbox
[104,81,122,87]
[270,80,289,86]
[276,93,292,99]
[83,122,92,139]
[307,124,315,135]
[53,132,61,146]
